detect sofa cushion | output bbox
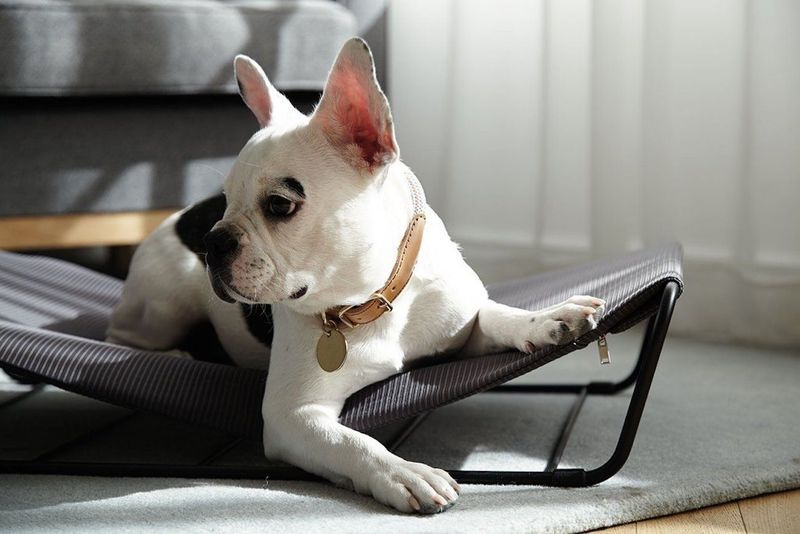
[0,93,319,217]
[0,0,356,96]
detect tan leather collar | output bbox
[324,213,425,329]
[323,167,426,330]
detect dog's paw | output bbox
[521,295,605,352]
[368,460,460,514]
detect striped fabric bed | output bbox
[0,244,683,439]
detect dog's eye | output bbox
[266,195,296,217]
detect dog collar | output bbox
[316,166,427,372]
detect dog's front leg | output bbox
[461,296,605,356]
[262,308,459,514]
[262,394,459,514]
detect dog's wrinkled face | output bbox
[204,38,399,313]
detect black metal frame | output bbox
[0,282,679,487]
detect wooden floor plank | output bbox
[739,489,800,534]
[593,490,800,534]
[635,501,746,534]
[0,210,175,250]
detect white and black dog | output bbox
[107,38,604,514]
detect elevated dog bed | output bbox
[0,244,682,485]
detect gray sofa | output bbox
[0,0,385,233]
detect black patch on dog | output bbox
[175,195,276,350]
[177,320,236,365]
[282,177,305,198]
[175,194,227,260]
[240,303,274,348]
[175,194,275,349]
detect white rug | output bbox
[2,329,800,533]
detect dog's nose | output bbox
[203,228,239,260]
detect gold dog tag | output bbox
[317,328,347,372]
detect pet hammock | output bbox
[0,243,682,486]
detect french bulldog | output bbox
[107,38,604,514]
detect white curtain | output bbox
[388,0,800,347]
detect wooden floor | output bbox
[0,210,175,250]
[595,489,800,533]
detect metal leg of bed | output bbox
[450,280,679,486]
[0,281,678,488]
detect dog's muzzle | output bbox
[203,227,239,303]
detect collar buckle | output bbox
[370,292,393,312]
[336,306,358,329]
[332,292,394,330]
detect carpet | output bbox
[2,329,799,533]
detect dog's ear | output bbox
[311,38,398,173]
[234,55,302,128]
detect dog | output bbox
[107,38,605,514]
